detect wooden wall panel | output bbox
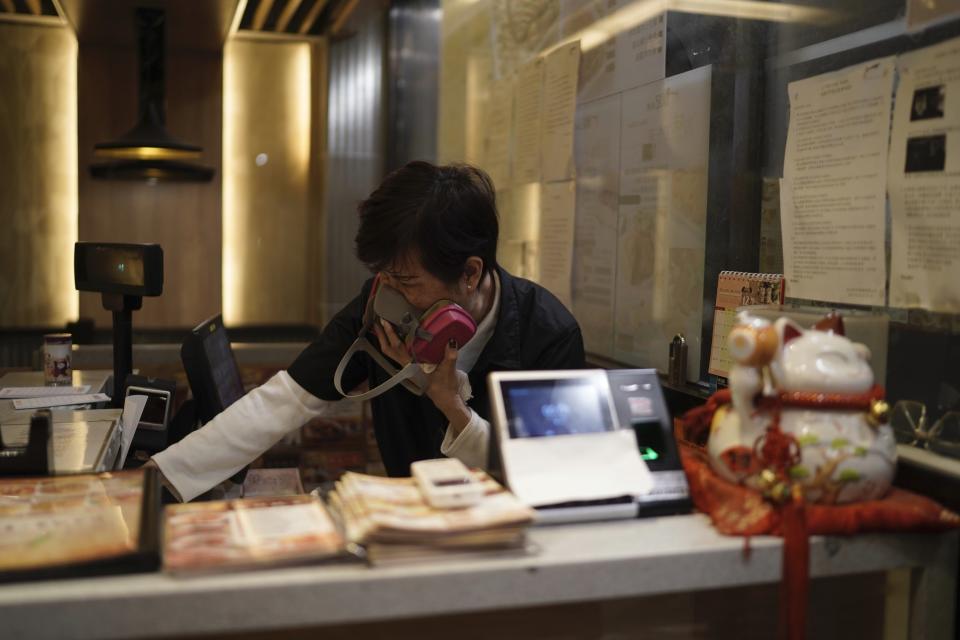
[77,44,223,329]
[0,24,78,328]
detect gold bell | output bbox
[868,400,891,427]
[759,469,790,502]
[759,469,778,489]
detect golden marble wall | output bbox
[2,24,327,331]
[0,24,78,327]
[222,38,327,326]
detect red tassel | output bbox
[779,485,809,640]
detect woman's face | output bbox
[379,253,465,313]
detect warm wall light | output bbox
[93,146,201,160]
[222,40,243,324]
[63,31,80,324]
[287,44,312,183]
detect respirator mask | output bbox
[334,274,477,401]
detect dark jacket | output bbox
[288,266,585,476]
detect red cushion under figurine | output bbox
[679,439,960,537]
[678,311,960,640]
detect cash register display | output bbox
[74,242,162,297]
[84,246,145,287]
[501,378,615,439]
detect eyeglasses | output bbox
[890,400,960,459]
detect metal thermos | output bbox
[668,334,687,386]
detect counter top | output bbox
[0,370,113,424]
[0,513,955,639]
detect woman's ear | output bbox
[463,256,484,288]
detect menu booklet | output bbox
[162,495,345,574]
[0,468,160,582]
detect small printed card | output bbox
[708,271,785,379]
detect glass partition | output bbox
[438,0,960,418]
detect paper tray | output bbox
[0,467,161,583]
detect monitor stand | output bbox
[101,293,142,408]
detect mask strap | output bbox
[334,335,428,401]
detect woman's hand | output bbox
[374,322,472,434]
[142,459,183,502]
[425,341,472,435]
[373,319,412,367]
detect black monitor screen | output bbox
[201,324,245,411]
[501,378,614,439]
[182,315,245,425]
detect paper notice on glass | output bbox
[491,0,560,79]
[888,38,960,313]
[541,41,581,182]
[615,66,711,378]
[781,58,894,307]
[118,394,148,468]
[538,180,576,307]
[498,184,542,280]
[907,0,960,32]
[502,429,652,507]
[482,76,514,188]
[572,93,622,357]
[562,0,665,103]
[513,57,545,184]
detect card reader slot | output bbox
[536,495,634,510]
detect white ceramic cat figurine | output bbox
[708,312,896,504]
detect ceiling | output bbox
[0,0,365,46]
[58,0,242,49]
[236,0,370,38]
[0,0,59,19]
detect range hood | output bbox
[90,8,214,182]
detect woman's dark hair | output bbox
[355,161,499,284]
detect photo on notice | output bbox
[910,85,946,121]
[905,134,947,172]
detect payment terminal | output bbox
[488,368,690,521]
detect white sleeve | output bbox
[152,370,331,502]
[440,409,490,470]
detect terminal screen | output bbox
[84,246,145,287]
[202,325,245,410]
[502,378,614,439]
